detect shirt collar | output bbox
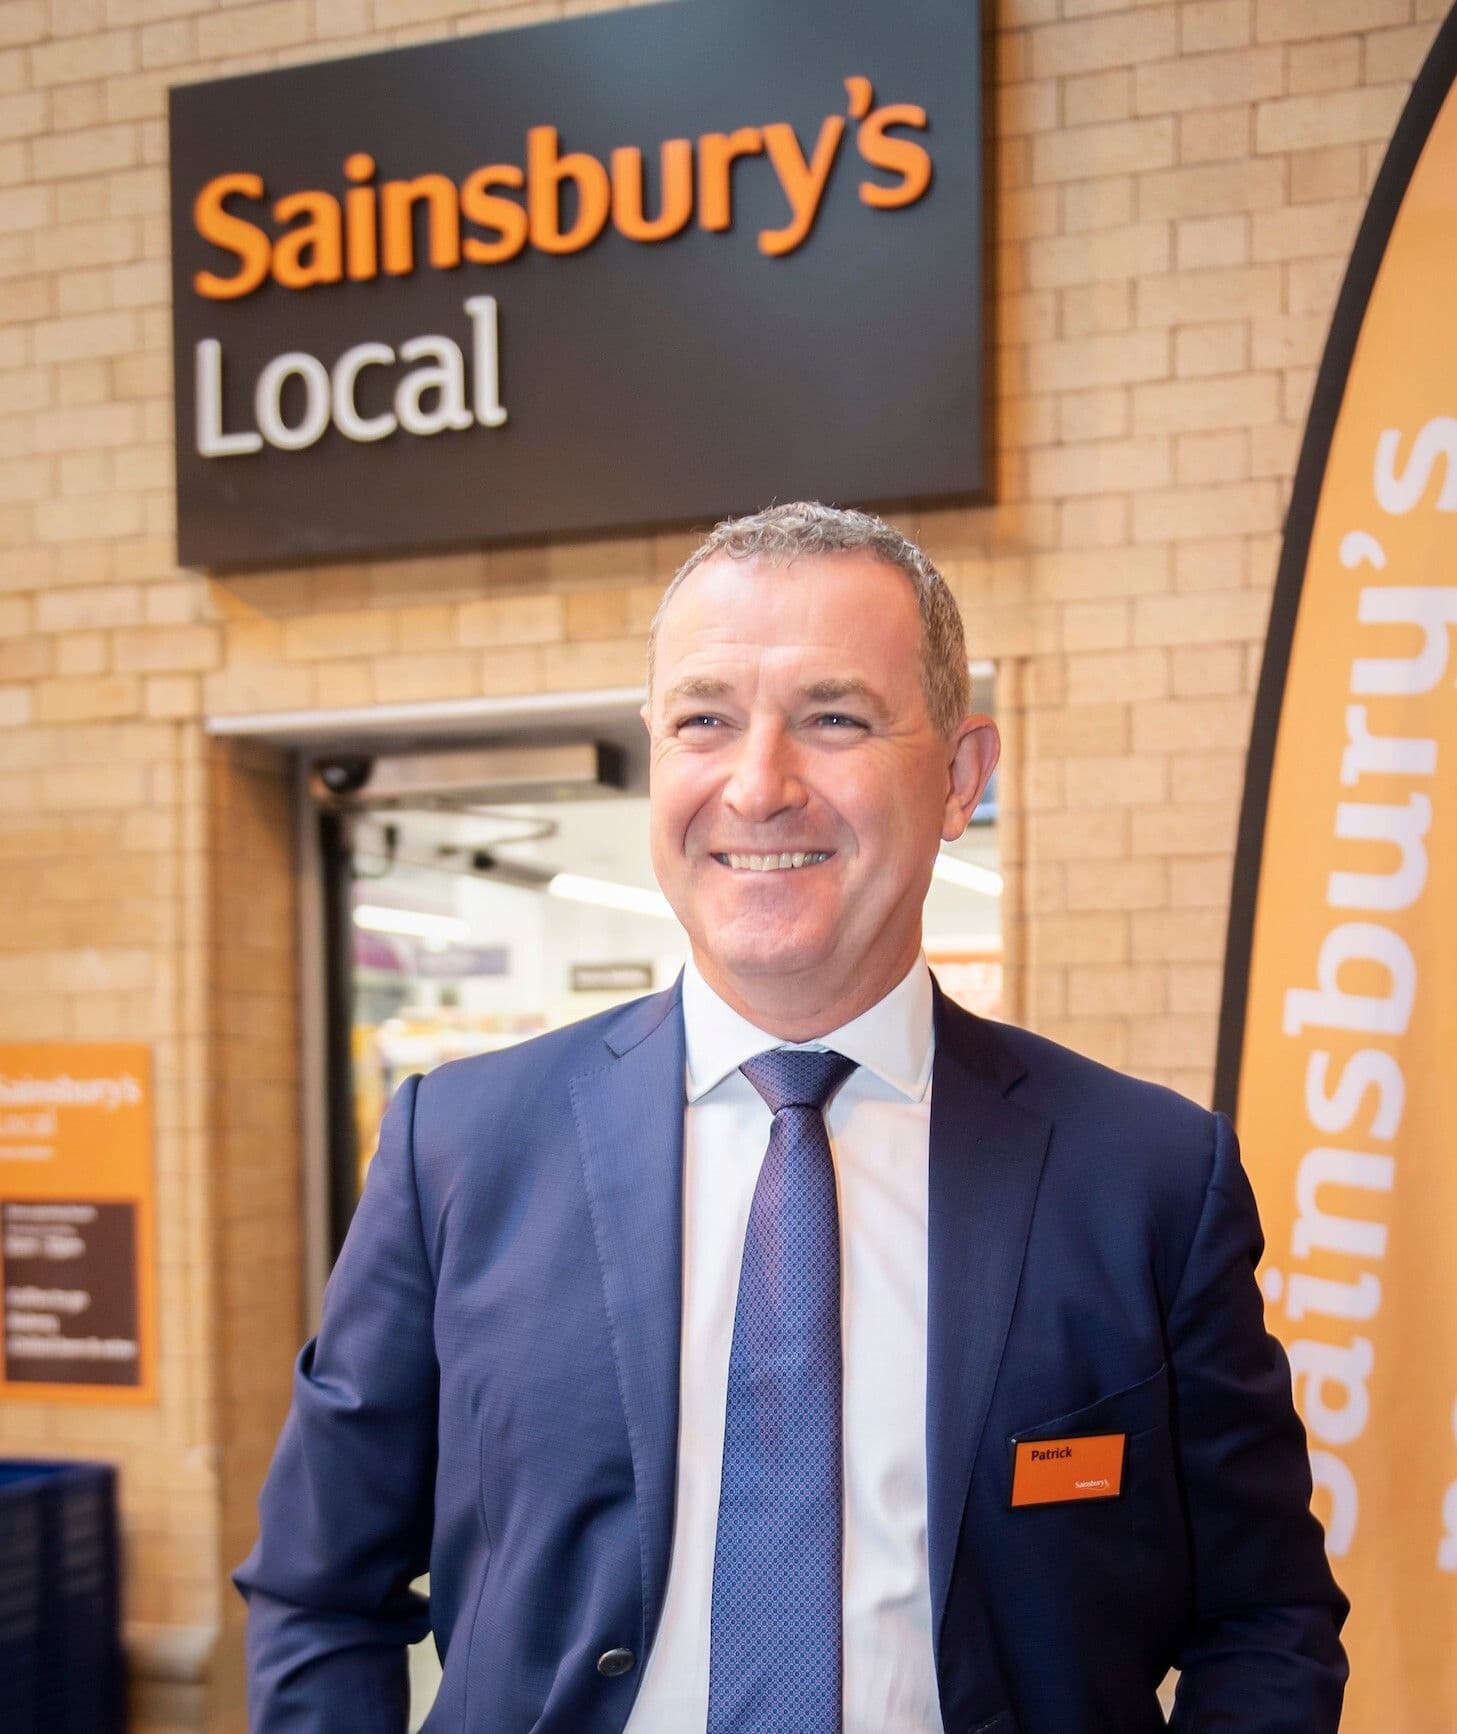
[681,953,934,1105]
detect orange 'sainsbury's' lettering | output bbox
[460,164,528,265]
[344,153,378,281]
[698,127,764,233]
[527,126,612,256]
[381,173,461,275]
[191,78,936,300]
[758,116,844,257]
[858,102,934,209]
[273,190,343,290]
[194,173,271,299]
[611,139,694,244]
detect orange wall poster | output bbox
[1216,11,1457,1728]
[0,1044,157,1405]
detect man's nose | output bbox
[722,722,807,823]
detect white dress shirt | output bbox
[624,955,944,1733]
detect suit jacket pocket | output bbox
[1010,1359,1169,1446]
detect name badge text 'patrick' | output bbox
[1011,1433,1127,1507]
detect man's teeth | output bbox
[720,852,830,871]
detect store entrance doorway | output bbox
[311,732,653,1248]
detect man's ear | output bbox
[941,715,1000,842]
[639,698,652,738]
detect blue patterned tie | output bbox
[707,1047,858,1734]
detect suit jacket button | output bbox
[597,1648,635,1677]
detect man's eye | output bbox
[675,714,723,731]
[812,713,867,730]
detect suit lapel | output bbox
[569,983,686,1660]
[925,986,1051,1642]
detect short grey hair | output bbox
[646,501,971,735]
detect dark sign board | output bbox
[168,0,983,569]
[2,1202,141,1389]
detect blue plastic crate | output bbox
[0,1462,124,1734]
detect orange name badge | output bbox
[1011,1433,1126,1508]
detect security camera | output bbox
[310,756,374,801]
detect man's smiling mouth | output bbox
[712,851,833,872]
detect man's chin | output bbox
[693,929,839,990]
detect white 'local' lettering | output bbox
[196,295,506,458]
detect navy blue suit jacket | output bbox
[236,981,1347,1731]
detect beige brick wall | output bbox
[0,0,1449,1723]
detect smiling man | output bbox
[644,534,996,1039]
[237,503,1348,1733]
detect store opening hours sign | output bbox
[168,0,983,569]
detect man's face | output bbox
[644,551,998,1025]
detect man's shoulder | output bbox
[945,1000,1220,1188]
[956,1009,1225,1237]
[991,1015,1215,1138]
[399,985,680,1198]
[414,982,679,1111]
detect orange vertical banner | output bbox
[1217,12,1457,1727]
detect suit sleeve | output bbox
[1166,1109,1349,1733]
[234,1073,437,1734]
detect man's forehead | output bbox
[650,549,925,707]
[656,550,920,649]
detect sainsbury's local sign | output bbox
[168,0,983,569]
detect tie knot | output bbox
[739,1047,857,1115]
